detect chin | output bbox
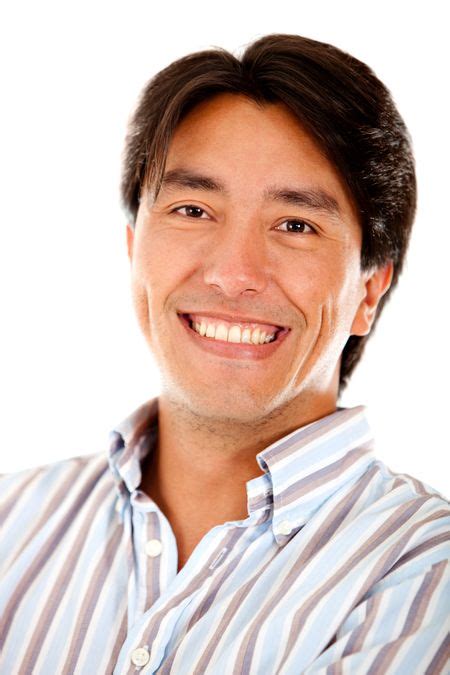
[164,381,276,423]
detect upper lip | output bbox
[178,311,288,330]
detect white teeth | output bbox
[241,328,252,343]
[228,326,241,343]
[190,318,277,345]
[216,324,229,341]
[251,328,260,345]
[205,323,216,338]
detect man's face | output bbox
[127,93,391,423]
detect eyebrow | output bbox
[159,168,342,218]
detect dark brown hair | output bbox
[120,33,416,394]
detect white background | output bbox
[0,1,448,497]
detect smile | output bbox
[177,313,290,360]
[189,312,282,344]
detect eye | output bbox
[275,219,316,235]
[171,205,209,218]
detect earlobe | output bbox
[351,261,394,336]
[126,223,134,262]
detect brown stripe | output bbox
[185,516,276,675]
[127,398,159,451]
[130,526,248,675]
[118,431,151,471]
[16,480,116,674]
[105,606,129,674]
[366,638,405,674]
[389,533,450,574]
[0,467,44,525]
[232,467,384,673]
[0,458,109,646]
[281,446,371,508]
[280,507,449,672]
[145,511,162,612]
[160,534,252,675]
[261,408,369,466]
[216,465,377,675]
[263,407,365,464]
[342,592,383,657]
[239,496,440,673]
[193,554,277,675]
[61,524,124,673]
[188,519,273,630]
[366,622,449,675]
[117,401,158,468]
[411,475,431,495]
[424,632,450,675]
[342,556,445,666]
[296,463,381,565]
[400,559,447,635]
[401,473,435,497]
[10,459,92,567]
[247,492,271,513]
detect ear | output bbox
[126,223,134,263]
[350,261,394,336]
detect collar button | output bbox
[276,520,293,536]
[131,647,150,667]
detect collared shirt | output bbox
[0,399,449,674]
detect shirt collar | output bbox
[108,398,374,545]
[251,404,374,544]
[108,398,159,495]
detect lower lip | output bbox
[177,314,290,361]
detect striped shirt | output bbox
[0,399,449,675]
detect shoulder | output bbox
[359,458,450,587]
[304,460,449,673]
[0,451,111,523]
[368,457,449,521]
[371,458,448,502]
[0,450,109,488]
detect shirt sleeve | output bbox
[303,551,450,674]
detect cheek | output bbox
[129,233,161,330]
[133,230,173,292]
[141,229,203,276]
[132,230,202,319]
[276,252,336,313]
[277,250,361,337]
[324,262,365,337]
[129,274,150,340]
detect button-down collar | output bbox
[253,405,374,544]
[107,398,374,545]
[108,398,159,495]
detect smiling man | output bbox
[1,34,449,674]
[128,92,394,573]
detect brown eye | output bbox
[276,219,316,234]
[173,205,207,218]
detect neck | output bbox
[140,388,338,527]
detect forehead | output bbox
[168,93,325,158]
[158,93,359,223]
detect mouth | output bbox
[177,312,290,359]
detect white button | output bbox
[115,499,122,513]
[145,539,163,557]
[130,646,150,667]
[276,520,293,536]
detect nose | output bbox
[202,222,269,297]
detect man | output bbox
[1,33,448,674]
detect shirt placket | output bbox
[127,490,178,626]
